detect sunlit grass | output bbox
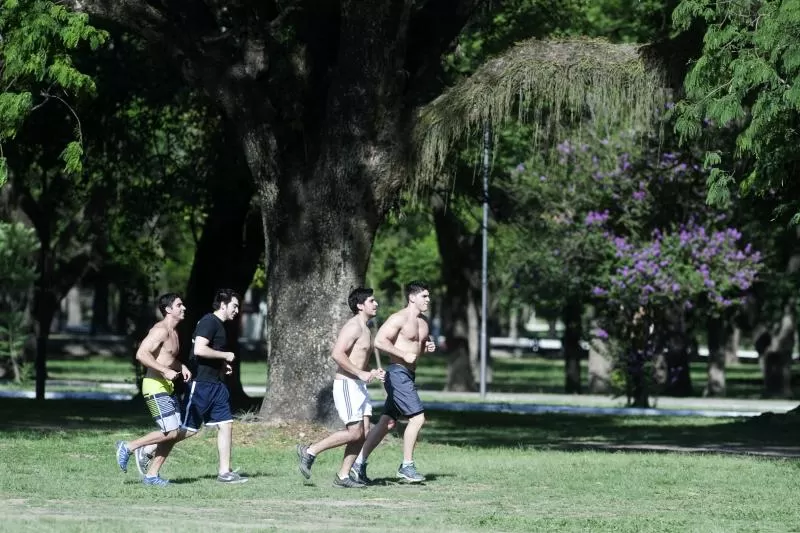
[0,399,798,532]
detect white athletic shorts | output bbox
[332,378,373,425]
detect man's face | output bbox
[410,290,430,312]
[167,298,186,321]
[222,297,240,321]
[360,296,378,318]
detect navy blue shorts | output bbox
[181,380,233,431]
[383,364,424,420]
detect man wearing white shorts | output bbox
[296,287,384,488]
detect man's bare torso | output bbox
[144,320,181,380]
[388,311,429,371]
[334,316,372,380]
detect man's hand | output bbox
[425,339,436,353]
[224,352,235,363]
[374,368,386,382]
[181,365,192,381]
[163,368,179,381]
[405,352,418,364]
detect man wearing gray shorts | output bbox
[350,281,436,484]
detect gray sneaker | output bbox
[134,448,152,477]
[349,461,372,484]
[397,462,425,483]
[333,474,366,488]
[217,471,249,484]
[296,444,315,479]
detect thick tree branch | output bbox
[405,0,484,104]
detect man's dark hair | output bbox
[157,293,182,317]
[405,281,429,302]
[212,288,241,310]
[348,287,374,314]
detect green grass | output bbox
[20,354,772,399]
[1,399,799,532]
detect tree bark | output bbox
[755,299,796,398]
[75,0,482,423]
[180,135,264,412]
[562,298,583,394]
[91,272,111,335]
[587,337,612,393]
[657,314,693,397]
[432,194,480,392]
[705,316,727,397]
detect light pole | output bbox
[480,121,490,399]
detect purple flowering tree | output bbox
[499,127,763,403]
[592,223,761,406]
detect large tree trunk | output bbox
[77,0,480,423]
[562,298,583,394]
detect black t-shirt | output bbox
[192,313,227,382]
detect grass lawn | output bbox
[8,353,775,400]
[1,399,799,532]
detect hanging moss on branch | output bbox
[413,38,665,186]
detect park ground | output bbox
[3,352,800,532]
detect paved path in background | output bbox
[1,381,796,418]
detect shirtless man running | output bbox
[115,292,192,486]
[350,281,436,484]
[296,287,385,488]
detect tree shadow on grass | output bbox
[3,398,800,459]
[420,409,800,458]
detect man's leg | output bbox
[401,412,425,464]
[354,414,391,464]
[145,429,193,477]
[216,421,233,475]
[309,421,363,457]
[338,436,365,480]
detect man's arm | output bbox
[135,327,178,380]
[375,315,418,364]
[419,317,436,353]
[331,322,374,382]
[194,336,235,362]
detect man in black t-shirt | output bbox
[181,288,248,484]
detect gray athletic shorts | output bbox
[383,364,424,420]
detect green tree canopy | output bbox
[0,0,106,186]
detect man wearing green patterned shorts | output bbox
[114,293,192,486]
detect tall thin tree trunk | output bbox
[34,294,58,400]
[91,272,110,335]
[432,194,479,392]
[705,316,727,397]
[181,139,263,411]
[562,298,583,394]
[587,336,612,393]
[724,325,740,366]
[756,299,796,398]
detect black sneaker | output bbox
[349,461,372,484]
[296,444,315,479]
[333,474,366,488]
[397,462,425,483]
